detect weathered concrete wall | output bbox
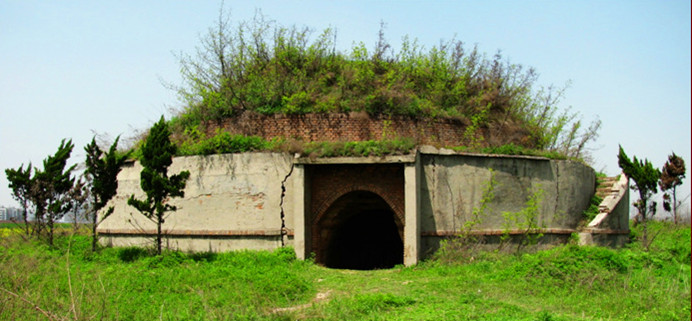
[100,149,603,263]
[418,149,596,255]
[99,153,296,252]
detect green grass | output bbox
[143,129,568,160]
[1,221,689,320]
[453,143,569,160]
[582,194,604,222]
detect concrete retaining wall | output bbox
[418,149,596,255]
[99,153,296,252]
[99,148,609,263]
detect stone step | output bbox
[595,176,619,199]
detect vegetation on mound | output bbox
[129,128,418,159]
[143,126,564,160]
[0,221,688,320]
[163,10,600,159]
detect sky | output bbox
[1,1,690,216]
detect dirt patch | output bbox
[270,290,333,314]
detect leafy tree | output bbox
[659,152,686,224]
[41,139,76,245]
[5,163,33,235]
[128,117,190,255]
[617,145,660,249]
[84,136,131,251]
[5,140,77,244]
[28,173,48,238]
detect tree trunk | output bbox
[673,186,678,224]
[639,201,649,251]
[47,215,54,246]
[156,213,163,255]
[21,203,29,235]
[91,209,98,252]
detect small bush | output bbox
[178,131,277,155]
[117,246,150,262]
[303,138,415,157]
[582,194,603,222]
[189,251,217,262]
[144,250,189,268]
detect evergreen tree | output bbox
[617,145,660,249]
[659,152,686,224]
[84,136,130,251]
[34,139,76,246]
[5,163,33,235]
[128,117,190,255]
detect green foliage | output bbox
[582,194,603,222]
[0,234,313,320]
[84,136,129,212]
[127,117,191,255]
[462,103,491,148]
[468,169,497,231]
[618,145,661,249]
[659,152,686,222]
[28,139,77,246]
[501,185,545,248]
[4,163,33,235]
[453,143,567,159]
[117,246,150,262]
[302,138,415,158]
[84,136,130,251]
[171,128,416,158]
[319,293,416,319]
[171,12,599,157]
[178,130,278,155]
[0,223,689,320]
[435,169,497,264]
[618,146,660,203]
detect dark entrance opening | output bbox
[326,210,403,269]
[317,191,403,270]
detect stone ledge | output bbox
[295,154,415,164]
[99,229,295,237]
[421,228,577,236]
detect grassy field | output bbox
[0,221,689,320]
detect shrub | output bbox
[169,12,600,158]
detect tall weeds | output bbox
[169,10,599,157]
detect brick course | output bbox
[206,111,477,145]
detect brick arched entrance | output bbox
[314,190,403,269]
[308,164,405,268]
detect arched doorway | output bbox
[314,190,403,270]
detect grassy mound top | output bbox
[162,13,600,159]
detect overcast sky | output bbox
[1,1,690,213]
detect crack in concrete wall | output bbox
[279,163,295,247]
[187,193,213,200]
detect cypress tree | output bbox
[84,136,130,251]
[128,116,190,255]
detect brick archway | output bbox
[312,185,405,228]
[308,164,405,266]
[312,190,403,268]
